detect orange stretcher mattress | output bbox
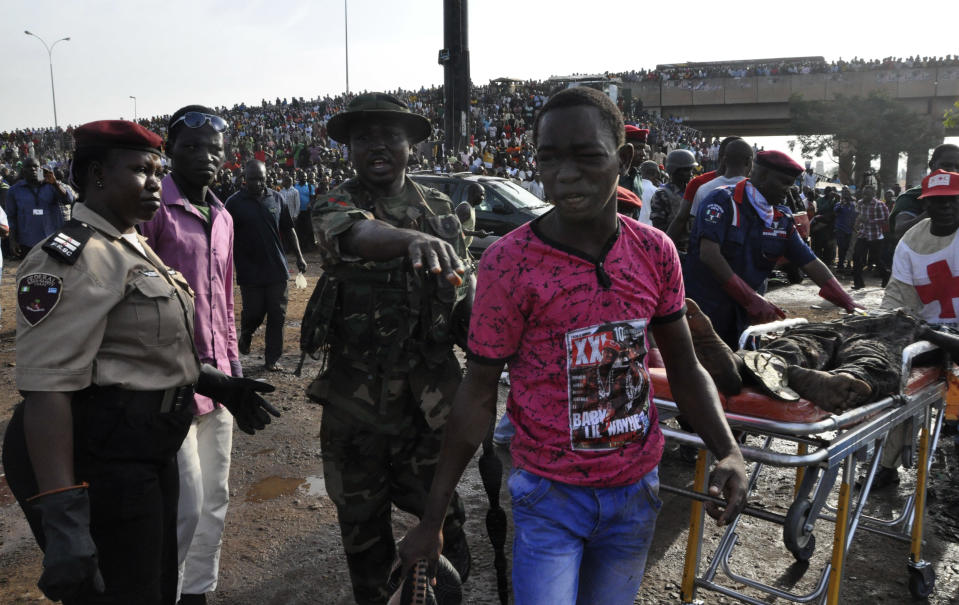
[650,365,942,424]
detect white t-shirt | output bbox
[120,232,147,256]
[690,175,747,216]
[0,206,6,269]
[527,180,545,200]
[639,179,655,225]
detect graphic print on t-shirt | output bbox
[566,319,652,451]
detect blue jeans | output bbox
[508,467,662,605]
[493,413,515,445]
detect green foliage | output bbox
[944,101,959,129]
[788,91,942,162]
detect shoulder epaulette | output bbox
[42,219,95,265]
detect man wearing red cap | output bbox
[684,150,857,346]
[877,169,959,487]
[619,126,649,201]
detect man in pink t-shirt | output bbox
[400,87,747,605]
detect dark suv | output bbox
[409,172,551,256]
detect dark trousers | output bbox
[239,281,289,366]
[318,364,466,605]
[853,238,889,288]
[321,406,466,605]
[835,232,852,269]
[763,311,920,399]
[811,233,836,266]
[295,210,316,252]
[2,391,191,605]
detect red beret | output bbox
[73,120,163,154]
[755,150,803,178]
[624,125,648,143]
[616,186,642,209]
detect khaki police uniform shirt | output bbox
[16,203,200,392]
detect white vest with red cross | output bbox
[890,219,959,324]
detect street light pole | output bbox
[129,96,137,122]
[344,0,350,95]
[24,30,71,130]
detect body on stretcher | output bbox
[653,320,947,605]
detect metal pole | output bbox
[129,96,137,121]
[344,0,349,95]
[24,31,70,130]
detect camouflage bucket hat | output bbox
[327,92,432,145]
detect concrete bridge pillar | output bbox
[838,142,854,185]
[879,150,899,191]
[906,149,930,188]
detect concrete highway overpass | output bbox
[624,66,959,137]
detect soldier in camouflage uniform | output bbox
[308,93,472,605]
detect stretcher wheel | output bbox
[908,564,935,599]
[783,499,816,561]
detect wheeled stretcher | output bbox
[652,319,947,604]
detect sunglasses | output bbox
[170,112,229,132]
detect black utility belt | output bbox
[75,384,195,414]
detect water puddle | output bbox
[246,476,305,502]
[245,474,328,501]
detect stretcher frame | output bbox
[654,319,946,604]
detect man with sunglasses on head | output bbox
[139,105,238,605]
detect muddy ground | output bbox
[1,255,959,604]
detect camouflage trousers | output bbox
[763,310,923,400]
[320,397,466,604]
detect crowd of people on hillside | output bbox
[617,54,959,82]
[0,77,719,226]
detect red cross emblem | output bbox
[915,259,959,319]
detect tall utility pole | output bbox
[129,96,137,122]
[439,0,470,154]
[344,0,350,94]
[24,30,71,130]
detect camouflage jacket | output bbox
[307,177,473,429]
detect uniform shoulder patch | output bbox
[704,203,725,223]
[41,220,95,265]
[18,273,63,326]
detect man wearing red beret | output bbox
[620,126,649,195]
[684,150,858,346]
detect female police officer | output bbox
[1,120,279,605]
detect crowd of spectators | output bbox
[617,55,959,82]
[0,77,719,210]
[9,55,949,208]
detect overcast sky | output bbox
[3,0,956,134]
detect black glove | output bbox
[31,486,106,601]
[196,364,280,435]
[296,259,307,273]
